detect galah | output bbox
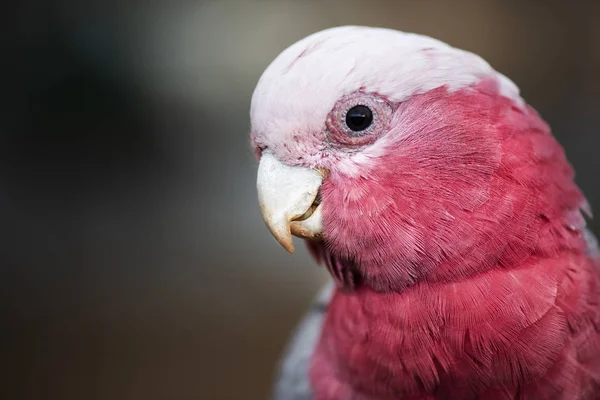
[250,26,600,400]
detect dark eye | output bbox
[345,105,373,132]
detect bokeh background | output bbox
[2,1,599,399]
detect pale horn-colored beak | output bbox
[257,151,325,253]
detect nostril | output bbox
[254,144,267,159]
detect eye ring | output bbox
[326,92,393,147]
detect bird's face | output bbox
[251,26,532,290]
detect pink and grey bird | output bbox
[250,26,600,399]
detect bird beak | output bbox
[257,151,325,253]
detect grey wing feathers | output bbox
[272,283,334,400]
[585,228,600,260]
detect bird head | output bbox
[251,26,586,291]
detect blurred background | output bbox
[1,1,599,399]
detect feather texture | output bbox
[307,84,600,399]
[249,26,600,400]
